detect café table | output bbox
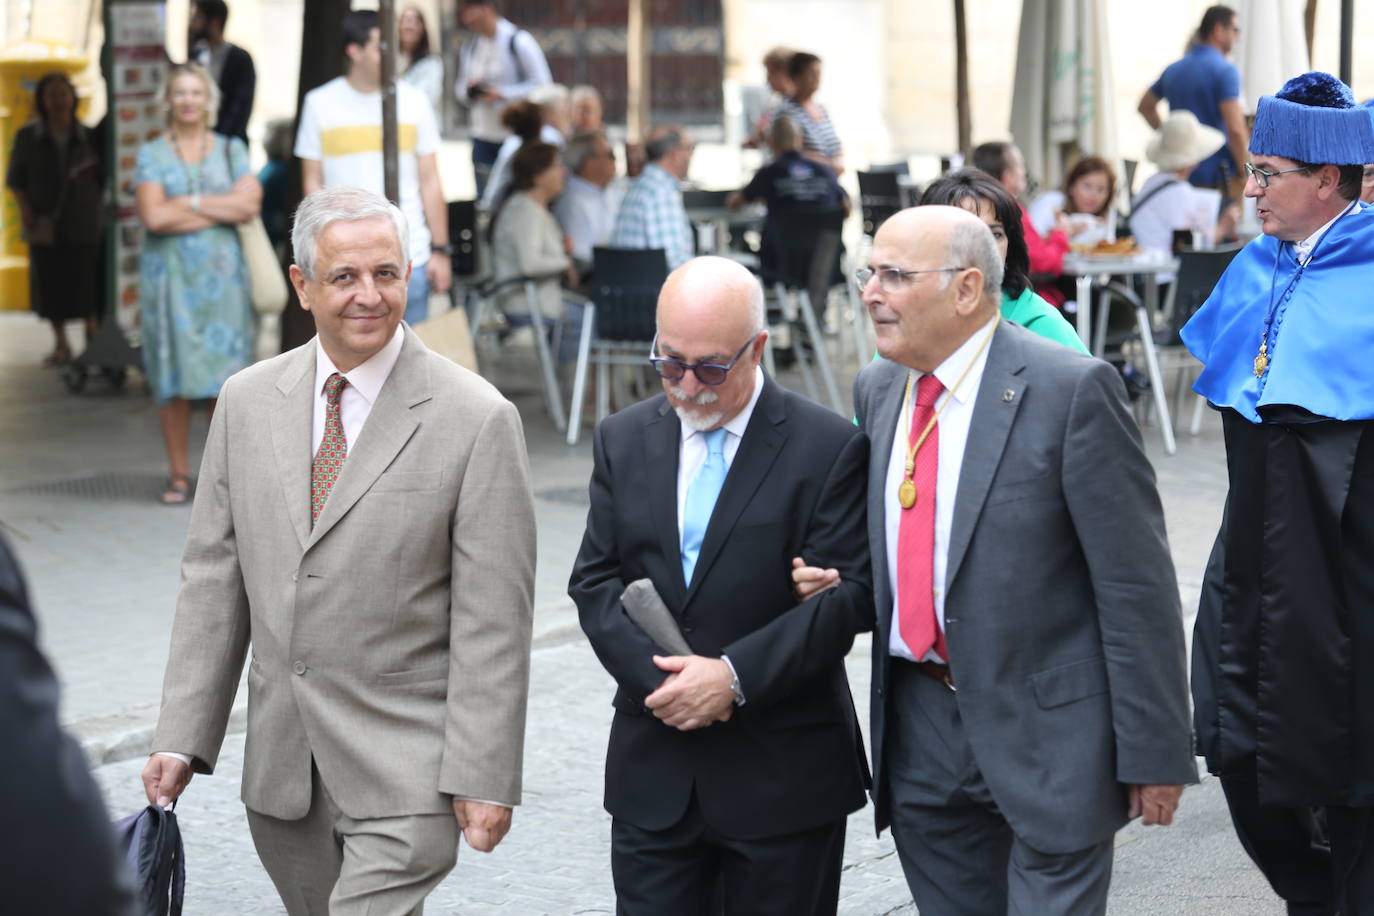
[1061,250,1181,454]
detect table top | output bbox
[685,206,765,226]
[1061,251,1179,276]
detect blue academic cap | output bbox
[1250,72,1374,165]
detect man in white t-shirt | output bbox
[296,9,451,324]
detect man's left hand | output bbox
[1128,784,1184,826]
[644,655,735,731]
[427,253,452,295]
[452,799,512,852]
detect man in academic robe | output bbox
[1183,71,1374,914]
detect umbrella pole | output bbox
[1339,0,1353,86]
[954,0,971,160]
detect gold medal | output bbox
[1253,343,1268,379]
[898,479,917,509]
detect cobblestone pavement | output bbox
[1,311,1285,912]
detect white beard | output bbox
[669,385,723,431]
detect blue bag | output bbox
[113,804,185,916]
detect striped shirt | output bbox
[610,164,693,269]
[766,96,843,162]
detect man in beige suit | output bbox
[140,186,536,914]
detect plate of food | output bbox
[1072,237,1143,257]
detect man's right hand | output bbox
[141,755,193,808]
[791,556,841,601]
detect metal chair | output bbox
[856,170,904,239]
[471,271,570,434]
[566,247,670,445]
[763,209,851,414]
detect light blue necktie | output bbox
[681,427,728,584]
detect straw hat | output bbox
[1146,111,1226,172]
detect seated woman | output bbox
[1029,155,1118,248]
[919,169,1089,354]
[489,142,584,361]
[479,99,553,211]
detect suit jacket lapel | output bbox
[643,401,686,601]
[864,362,908,646]
[308,329,428,548]
[269,345,318,553]
[945,322,1027,590]
[684,378,786,606]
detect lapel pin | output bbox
[1002,389,1015,403]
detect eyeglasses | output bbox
[648,333,757,385]
[1244,162,1311,189]
[854,265,967,292]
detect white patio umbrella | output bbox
[1234,0,1310,111]
[1010,0,1118,194]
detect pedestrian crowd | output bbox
[8,2,1374,915]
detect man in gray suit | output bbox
[796,206,1195,914]
[140,186,536,914]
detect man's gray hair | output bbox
[768,116,800,151]
[946,219,1003,300]
[292,186,410,280]
[645,126,685,163]
[564,130,607,174]
[744,277,767,335]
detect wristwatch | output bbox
[721,655,746,706]
[430,243,454,256]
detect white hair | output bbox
[291,186,409,280]
[946,219,1003,300]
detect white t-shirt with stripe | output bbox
[295,76,440,266]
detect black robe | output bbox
[1193,405,1374,808]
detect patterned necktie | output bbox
[311,372,348,528]
[897,374,946,661]
[681,427,728,584]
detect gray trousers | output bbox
[245,763,460,916]
[885,661,1114,916]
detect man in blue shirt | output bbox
[1138,5,1249,193]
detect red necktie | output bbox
[897,374,946,661]
[311,373,348,528]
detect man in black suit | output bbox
[190,0,255,143]
[569,255,873,915]
[0,532,135,912]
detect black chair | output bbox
[682,189,731,210]
[447,199,481,283]
[857,170,904,238]
[866,160,910,176]
[763,209,850,414]
[566,247,670,445]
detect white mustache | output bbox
[668,385,719,406]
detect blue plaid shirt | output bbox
[610,164,693,268]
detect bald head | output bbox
[863,206,1002,372]
[655,257,768,431]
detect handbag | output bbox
[224,141,288,316]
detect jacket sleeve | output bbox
[720,431,874,710]
[1060,360,1197,786]
[569,421,678,706]
[0,536,136,913]
[439,399,536,806]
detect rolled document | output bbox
[620,579,693,655]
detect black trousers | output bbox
[610,792,846,916]
[1220,775,1374,915]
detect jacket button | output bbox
[292,661,307,676]
[681,624,694,634]
[291,571,299,582]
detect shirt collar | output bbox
[314,324,405,406]
[1294,200,1357,264]
[641,163,678,187]
[565,174,604,197]
[923,315,1000,406]
[679,365,766,446]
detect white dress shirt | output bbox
[312,325,406,457]
[885,317,999,662]
[675,366,765,544]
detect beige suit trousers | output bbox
[246,765,459,916]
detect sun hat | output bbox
[1250,71,1374,165]
[1146,110,1226,171]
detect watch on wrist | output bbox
[721,655,745,706]
[430,243,454,256]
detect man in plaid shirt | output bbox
[611,125,695,268]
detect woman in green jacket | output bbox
[919,169,1088,354]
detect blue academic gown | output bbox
[1183,203,1374,807]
